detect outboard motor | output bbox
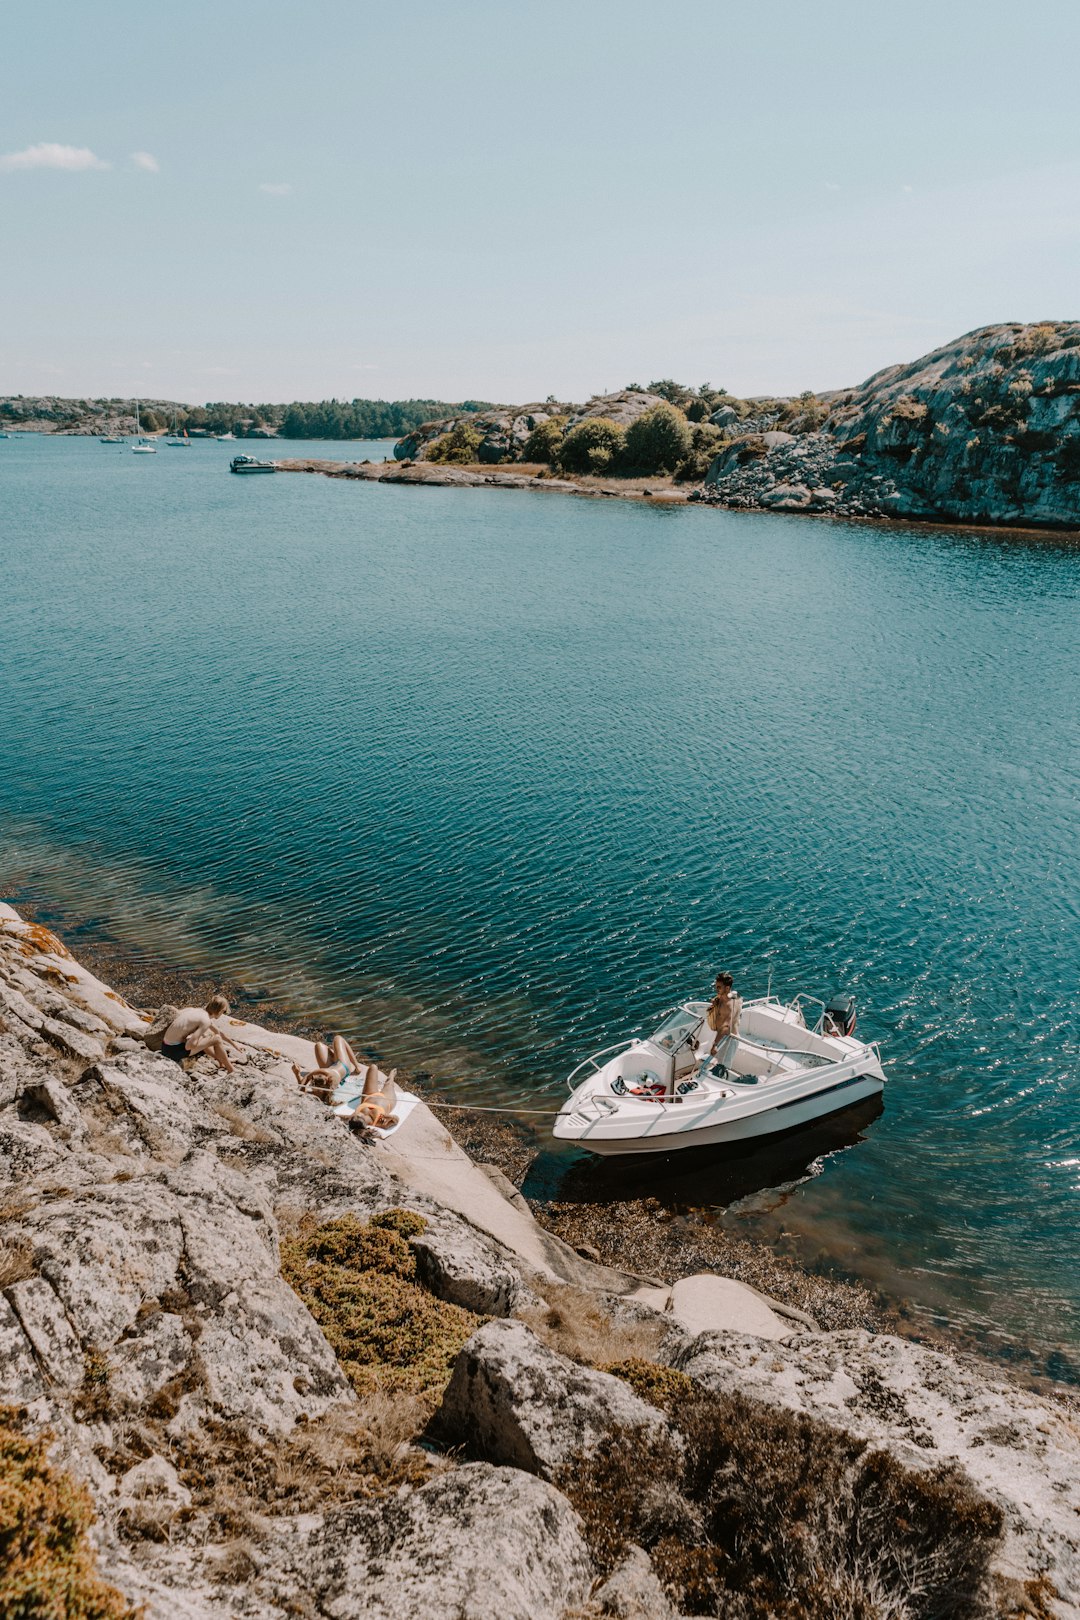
[823,994,857,1038]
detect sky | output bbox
[2,0,1080,405]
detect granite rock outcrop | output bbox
[699,322,1080,528]
[2,902,1079,1618]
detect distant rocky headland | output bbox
[383,322,1080,531]
[9,322,1080,529]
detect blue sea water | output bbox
[1,432,1078,1369]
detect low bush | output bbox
[280,1211,480,1398]
[521,416,566,464]
[622,402,692,474]
[557,418,626,475]
[427,421,483,464]
[675,422,727,482]
[560,1387,1004,1619]
[890,394,929,423]
[0,1404,134,1619]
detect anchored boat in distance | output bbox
[230,454,277,474]
[554,992,885,1156]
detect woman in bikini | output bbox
[349,1066,399,1132]
[292,1035,364,1102]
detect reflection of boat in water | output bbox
[554,993,885,1157]
[230,454,277,474]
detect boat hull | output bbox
[556,1069,883,1156]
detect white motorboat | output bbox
[230,454,276,474]
[553,993,885,1156]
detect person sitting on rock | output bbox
[161,995,246,1074]
[292,1034,365,1102]
[348,1065,399,1132]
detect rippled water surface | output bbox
[2,434,1078,1367]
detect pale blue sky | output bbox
[3,0,1079,404]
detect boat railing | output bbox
[566,1039,637,1092]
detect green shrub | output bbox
[427,422,483,464]
[557,417,626,475]
[281,1212,480,1398]
[521,416,566,464]
[674,422,726,482]
[623,403,693,474]
[0,1405,134,1619]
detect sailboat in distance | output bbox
[131,400,157,452]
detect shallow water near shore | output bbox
[2,433,1079,1373]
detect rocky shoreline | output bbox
[2,904,1079,1618]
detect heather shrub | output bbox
[281,1211,480,1398]
[622,402,693,474]
[561,1387,1004,1619]
[427,421,483,464]
[0,1405,134,1619]
[557,418,626,474]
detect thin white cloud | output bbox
[0,142,109,173]
[258,182,292,196]
[131,151,160,173]
[825,182,841,192]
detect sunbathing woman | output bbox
[349,1065,399,1132]
[292,1035,364,1102]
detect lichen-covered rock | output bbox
[410,1207,528,1315]
[701,321,1080,529]
[433,1320,673,1479]
[299,1462,595,1620]
[588,1544,677,1619]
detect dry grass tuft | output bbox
[560,1387,1005,1619]
[0,1403,136,1618]
[0,1235,35,1289]
[280,1211,481,1400]
[520,1281,663,1368]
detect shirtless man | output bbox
[160,995,245,1074]
[705,972,742,1073]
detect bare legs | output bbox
[185,1026,237,1074]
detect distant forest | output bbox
[161,397,494,438]
[0,395,494,439]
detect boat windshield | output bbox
[649,1006,701,1052]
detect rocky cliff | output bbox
[698,322,1080,528]
[2,902,1078,1619]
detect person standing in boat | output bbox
[706,972,742,1073]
